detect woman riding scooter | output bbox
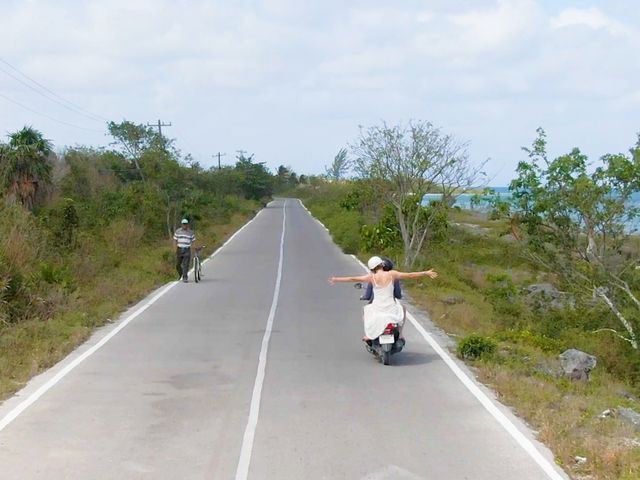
[360,256,402,302]
[329,256,438,342]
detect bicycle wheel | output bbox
[194,257,201,283]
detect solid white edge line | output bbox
[297,199,329,232]
[348,254,565,480]
[0,207,265,433]
[235,201,287,480]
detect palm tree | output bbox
[0,126,53,209]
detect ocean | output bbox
[422,187,640,231]
[422,186,511,210]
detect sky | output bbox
[0,0,638,185]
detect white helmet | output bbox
[367,256,384,271]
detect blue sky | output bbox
[0,0,638,184]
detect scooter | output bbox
[355,283,406,366]
[364,322,405,365]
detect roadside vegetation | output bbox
[0,122,292,401]
[293,121,640,480]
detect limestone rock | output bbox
[618,407,640,431]
[441,296,465,305]
[559,349,597,381]
[525,283,573,310]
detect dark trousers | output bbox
[176,247,191,280]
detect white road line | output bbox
[298,199,329,232]
[235,200,287,480]
[348,254,565,480]
[0,209,264,434]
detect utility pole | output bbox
[213,152,226,170]
[236,150,253,161]
[147,119,172,137]
[147,119,172,151]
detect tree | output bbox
[352,120,486,267]
[508,128,640,349]
[0,126,53,210]
[325,148,350,181]
[235,153,273,201]
[275,165,291,191]
[107,120,167,182]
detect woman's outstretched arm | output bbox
[391,269,438,280]
[328,274,371,285]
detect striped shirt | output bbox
[173,227,196,248]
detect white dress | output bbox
[363,276,405,339]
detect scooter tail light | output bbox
[384,323,397,334]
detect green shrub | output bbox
[494,329,565,353]
[324,211,362,254]
[360,205,402,252]
[457,334,497,360]
[484,273,526,322]
[35,262,74,289]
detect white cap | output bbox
[181,218,189,224]
[367,256,384,270]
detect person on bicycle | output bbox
[174,218,196,282]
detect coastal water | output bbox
[422,186,512,211]
[422,187,640,231]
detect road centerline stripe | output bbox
[235,200,287,480]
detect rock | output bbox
[598,408,614,419]
[452,222,491,236]
[559,349,597,381]
[618,390,638,402]
[534,359,559,377]
[623,437,640,448]
[525,283,573,310]
[574,456,587,465]
[617,407,640,431]
[441,296,465,305]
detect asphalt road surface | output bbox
[0,198,567,479]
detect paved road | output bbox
[0,199,566,479]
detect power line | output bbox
[0,64,105,123]
[0,57,109,123]
[0,92,104,133]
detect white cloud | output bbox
[550,7,631,36]
[447,0,542,53]
[411,0,542,62]
[0,0,638,184]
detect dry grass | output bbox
[472,362,640,479]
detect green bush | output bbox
[484,273,526,322]
[494,329,565,353]
[457,334,497,360]
[324,210,362,254]
[360,205,402,252]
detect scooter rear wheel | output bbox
[382,351,391,365]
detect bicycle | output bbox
[193,245,205,283]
